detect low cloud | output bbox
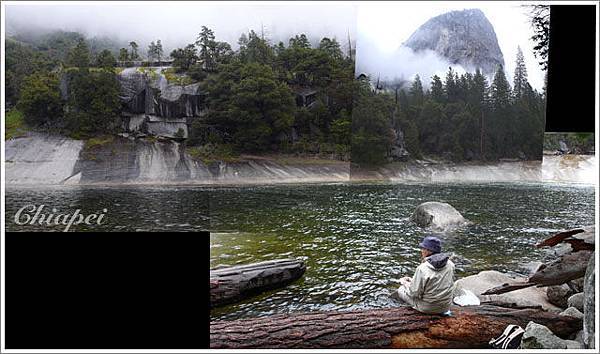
[356,44,469,89]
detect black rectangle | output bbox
[546,5,597,132]
[5,232,210,349]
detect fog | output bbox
[357,2,546,92]
[5,2,357,52]
[357,44,468,90]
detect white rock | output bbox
[454,270,561,312]
[411,201,469,231]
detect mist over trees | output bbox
[6,25,544,165]
[352,47,545,165]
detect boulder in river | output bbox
[454,270,561,312]
[521,322,583,349]
[583,253,595,348]
[411,201,469,231]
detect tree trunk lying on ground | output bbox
[482,250,593,295]
[210,259,306,307]
[210,304,581,349]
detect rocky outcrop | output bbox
[520,322,583,349]
[4,132,84,185]
[583,254,595,348]
[117,67,206,139]
[411,201,469,231]
[454,270,561,312]
[4,133,349,185]
[118,68,206,119]
[403,8,505,76]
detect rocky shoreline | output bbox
[456,226,595,349]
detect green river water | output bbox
[5,181,595,321]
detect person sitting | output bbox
[396,235,455,314]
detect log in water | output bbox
[210,259,306,307]
[209,304,581,349]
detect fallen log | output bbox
[536,228,585,248]
[210,304,581,349]
[210,259,306,307]
[482,250,593,295]
[536,226,594,251]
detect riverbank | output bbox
[5,132,597,186]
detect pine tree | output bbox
[129,41,139,60]
[471,69,488,107]
[96,49,116,69]
[196,26,216,71]
[156,40,164,63]
[430,75,444,103]
[118,48,129,62]
[489,65,513,157]
[409,74,424,106]
[444,67,457,102]
[512,46,529,100]
[147,41,157,61]
[489,65,511,110]
[67,38,91,68]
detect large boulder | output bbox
[454,270,561,312]
[547,284,575,308]
[568,293,584,312]
[411,201,469,231]
[583,253,595,348]
[521,322,583,349]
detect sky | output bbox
[356,1,546,91]
[4,2,357,51]
[4,1,544,91]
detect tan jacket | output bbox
[406,253,455,314]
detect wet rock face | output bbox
[118,67,206,118]
[411,201,469,231]
[403,8,505,76]
[118,69,147,113]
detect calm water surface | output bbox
[5,182,595,320]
